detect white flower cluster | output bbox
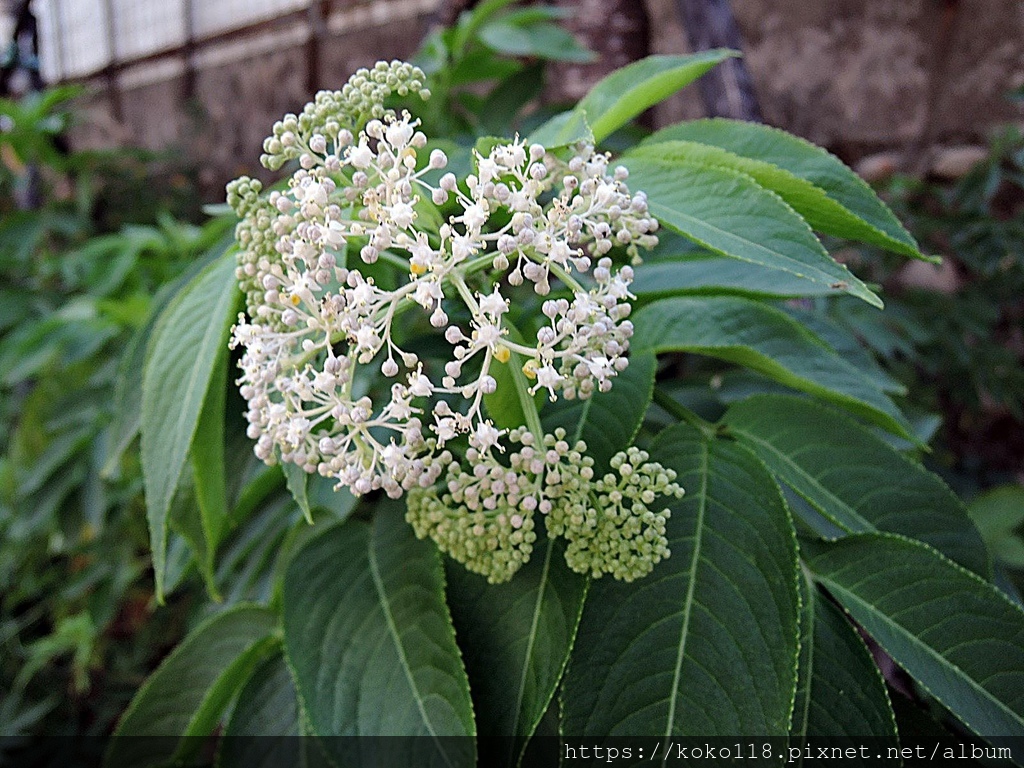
[228,60,682,582]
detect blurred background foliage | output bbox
[0,0,1022,754]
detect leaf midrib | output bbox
[791,579,815,765]
[731,426,869,535]
[663,440,709,752]
[648,198,852,292]
[820,577,1024,736]
[507,537,555,763]
[367,543,452,764]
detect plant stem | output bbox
[652,386,716,438]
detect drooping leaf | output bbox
[783,307,905,395]
[169,477,220,600]
[631,257,846,302]
[790,574,897,758]
[722,395,988,576]
[478,19,594,62]
[541,351,656,472]
[191,346,229,568]
[562,423,800,745]
[630,138,927,262]
[216,494,300,608]
[141,252,240,600]
[632,297,914,440]
[525,109,593,151]
[803,533,1024,739]
[643,119,925,260]
[283,507,475,767]
[621,156,881,307]
[575,51,736,143]
[103,238,229,478]
[968,486,1024,570]
[219,651,331,768]
[446,531,587,768]
[106,605,278,768]
[280,460,313,525]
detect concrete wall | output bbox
[59,0,1024,197]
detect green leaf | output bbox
[562,423,800,741]
[103,236,230,478]
[446,532,587,768]
[106,605,278,768]
[622,156,882,307]
[783,307,905,395]
[283,507,474,766]
[576,51,736,143]
[478,20,594,62]
[169,477,221,600]
[452,0,519,57]
[191,346,229,567]
[968,486,1024,569]
[722,395,988,576]
[803,533,1024,739]
[632,297,914,440]
[525,109,593,151]
[630,138,926,262]
[280,460,313,525]
[541,350,655,472]
[791,573,897,755]
[644,119,926,261]
[631,257,846,301]
[219,651,329,768]
[479,63,545,135]
[221,651,300,737]
[141,252,240,601]
[484,321,544,431]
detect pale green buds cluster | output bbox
[226,176,288,326]
[407,431,682,583]
[260,60,429,170]
[547,447,683,581]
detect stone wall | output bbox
[64,0,1024,197]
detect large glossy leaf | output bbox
[280,460,313,525]
[577,51,735,143]
[541,351,655,471]
[191,347,229,568]
[722,395,988,576]
[632,297,913,440]
[622,156,881,307]
[803,533,1024,739]
[104,240,229,478]
[218,651,330,768]
[644,119,924,260]
[106,605,278,768]
[630,138,926,263]
[283,507,474,767]
[562,423,800,745]
[631,257,845,301]
[791,574,897,759]
[478,19,594,62]
[783,307,905,395]
[446,532,586,768]
[141,252,239,600]
[968,486,1024,570]
[525,109,593,150]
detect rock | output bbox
[931,145,988,179]
[856,151,903,183]
[894,258,962,294]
